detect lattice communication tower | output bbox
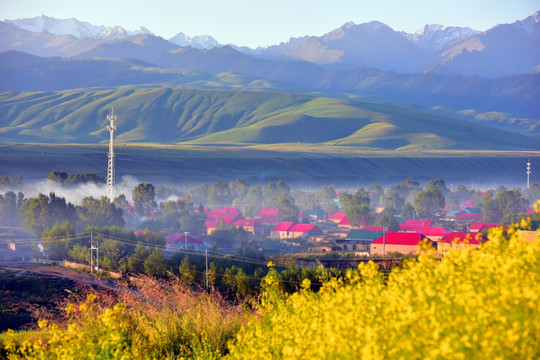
[106,108,117,201]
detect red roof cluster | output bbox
[455,213,483,221]
[439,232,488,245]
[206,208,243,229]
[372,232,431,246]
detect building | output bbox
[290,224,323,239]
[371,232,433,256]
[255,208,281,224]
[438,232,488,253]
[234,219,263,235]
[468,222,501,233]
[418,227,447,242]
[400,220,433,232]
[165,233,205,250]
[328,212,346,223]
[270,222,295,240]
[205,208,243,235]
[337,229,384,252]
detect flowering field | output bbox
[230,222,540,359]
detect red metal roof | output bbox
[455,213,483,220]
[339,216,349,226]
[439,232,488,245]
[166,233,202,244]
[329,212,346,220]
[291,224,323,234]
[468,222,500,231]
[400,220,433,232]
[418,227,447,237]
[256,208,281,224]
[271,222,295,232]
[372,232,430,246]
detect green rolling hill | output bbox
[0,87,538,151]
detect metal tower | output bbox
[106,108,117,201]
[527,159,531,189]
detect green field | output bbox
[1,143,538,186]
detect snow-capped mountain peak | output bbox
[5,15,104,39]
[168,32,220,49]
[404,24,479,51]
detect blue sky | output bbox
[2,0,539,47]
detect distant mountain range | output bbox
[0,13,539,150]
[2,12,539,77]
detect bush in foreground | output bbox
[1,276,247,359]
[228,221,540,359]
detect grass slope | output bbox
[0,88,537,151]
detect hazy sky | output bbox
[2,0,539,47]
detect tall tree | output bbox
[76,196,125,228]
[414,189,445,220]
[19,193,77,237]
[339,189,371,227]
[132,183,157,217]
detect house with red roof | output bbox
[270,222,295,240]
[255,208,281,224]
[290,224,323,239]
[205,208,243,235]
[165,233,205,250]
[400,220,433,232]
[234,219,263,235]
[338,216,350,228]
[454,213,483,224]
[328,212,346,223]
[438,232,488,253]
[468,222,500,233]
[418,227,447,241]
[371,232,433,256]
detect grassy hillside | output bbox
[0,88,537,151]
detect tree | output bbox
[277,191,299,222]
[41,221,76,260]
[401,202,416,220]
[144,247,167,277]
[132,183,157,217]
[339,189,371,227]
[19,193,77,237]
[414,189,445,220]
[179,256,196,285]
[243,186,263,217]
[495,189,529,219]
[425,179,449,196]
[368,184,383,208]
[126,244,151,274]
[47,171,68,184]
[229,179,249,200]
[319,186,338,212]
[208,180,232,207]
[375,212,400,232]
[76,196,125,228]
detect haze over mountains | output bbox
[0,12,539,151]
[2,12,539,77]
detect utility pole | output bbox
[382,230,386,258]
[527,159,531,189]
[205,250,208,290]
[184,231,189,249]
[106,108,117,201]
[90,231,99,274]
